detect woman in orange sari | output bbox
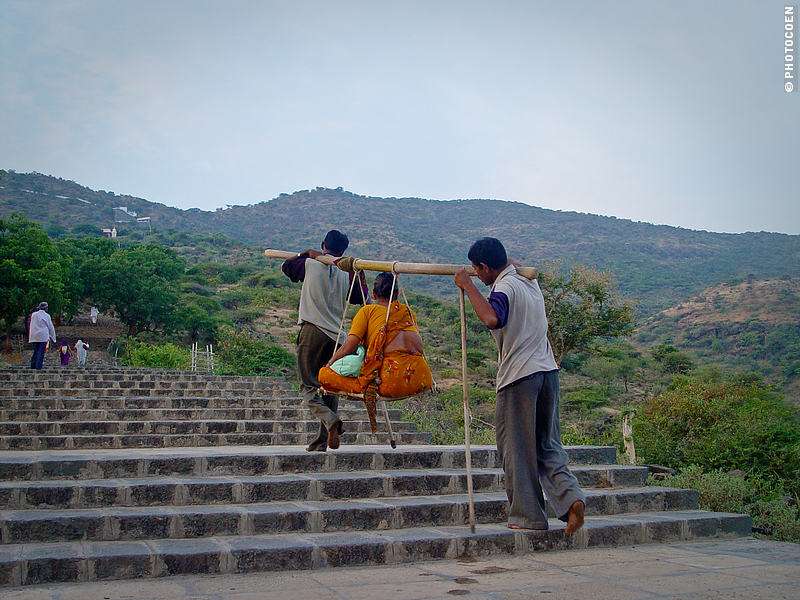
[318,273,432,431]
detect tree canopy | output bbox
[539,264,635,363]
[0,215,65,337]
[94,244,185,334]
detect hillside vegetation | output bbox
[636,278,800,394]
[3,170,798,316]
[3,215,798,541]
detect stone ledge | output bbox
[0,445,616,481]
[0,512,752,587]
[0,487,700,544]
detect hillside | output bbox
[3,169,799,315]
[636,278,800,393]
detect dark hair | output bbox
[323,230,349,256]
[373,272,399,300]
[468,237,508,270]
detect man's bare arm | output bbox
[454,269,499,329]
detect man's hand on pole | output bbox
[454,268,499,329]
[454,268,472,290]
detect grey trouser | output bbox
[296,322,340,433]
[495,370,586,529]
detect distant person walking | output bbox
[90,306,99,325]
[455,237,586,535]
[75,339,89,367]
[28,302,56,370]
[281,230,368,451]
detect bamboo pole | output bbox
[264,249,537,280]
[459,289,477,534]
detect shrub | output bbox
[560,413,624,450]
[401,385,496,445]
[466,349,487,370]
[655,466,800,542]
[121,341,190,369]
[651,344,694,374]
[655,465,755,513]
[560,421,601,446]
[216,329,295,377]
[219,288,256,310]
[230,308,262,325]
[245,271,288,288]
[563,385,611,411]
[634,375,800,495]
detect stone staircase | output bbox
[0,368,751,588]
[0,368,427,449]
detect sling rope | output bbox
[399,286,439,393]
[332,266,362,357]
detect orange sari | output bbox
[318,302,432,428]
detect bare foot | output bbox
[564,500,585,536]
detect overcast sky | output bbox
[1,0,798,233]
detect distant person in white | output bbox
[75,339,89,367]
[90,306,99,325]
[29,302,56,370]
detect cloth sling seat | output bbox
[318,300,432,432]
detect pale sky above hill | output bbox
[1,0,798,234]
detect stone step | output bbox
[0,445,616,481]
[0,512,753,586]
[0,465,649,509]
[0,376,291,385]
[0,375,289,384]
[0,365,284,381]
[3,380,289,389]
[0,488,700,544]
[0,387,295,399]
[0,367,222,371]
[0,407,403,422]
[0,397,378,410]
[0,419,417,436]
[0,431,433,451]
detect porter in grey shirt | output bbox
[488,265,558,390]
[297,259,352,342]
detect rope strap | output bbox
[332,268,361,356]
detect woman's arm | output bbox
[326,334,361,367]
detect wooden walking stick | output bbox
[459,288,477,534]
[381,400,397,449]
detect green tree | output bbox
[0,216,65,347]
[539,265,635,363]
[95,245,185,334]
[651,343,695,374]
[582,350,640,392]
[171,295,223,342]
[71,223,103,237]
[57,236,117,320]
